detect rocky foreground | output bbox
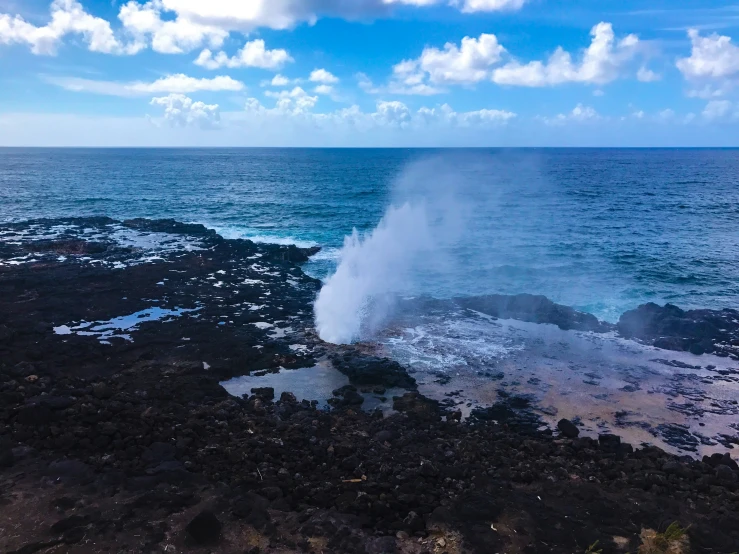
[1,218,738,554]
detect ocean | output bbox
[3,147,739,455]
[2,147,738,323]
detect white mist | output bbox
[314,158,468,344]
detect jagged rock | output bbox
[618,302,739,355]
[557,418,580,438]
[455,294,613,332]
[185,510,221,545]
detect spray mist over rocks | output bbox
[314,157,474,344]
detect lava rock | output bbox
[92,382,113,399]
[598,434,621,450]
[51,515,88,534]
[185,510,222,545]
[0,438,14,468]
[392,393,440,421]
[251,387,275,401]
[331,354,417,389]
[618,302,739,355]
[455,294,613,333]
[557,418,580,438]
[716,465,738,483]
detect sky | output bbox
[0,0,739,146]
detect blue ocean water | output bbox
[1,147,738,322]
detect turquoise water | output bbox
[2,147,739,321]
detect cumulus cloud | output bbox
[262,86,319,114]
[392,33,505,92]
[310,68,339,84]
[314,84,334,95]
[127,0,529,34]
[118,0,227,54]
[194,39,292,70]
[0,0,532,56]
[677,29,739,81]
[636,66,660,82]
[47,73,244,96]
[150,93,220,128]
[540,103,601,125]
[492,22,640,86]
[450,0,527,12]
[417,103,516,126]
[702,99,733,120]
[243,94,516,132]
[0,0,132,55]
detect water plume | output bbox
[314,157,468,344]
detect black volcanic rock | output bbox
[557,418,580,438]
[331,354,417,389]
[185,510,222,545]
[455,294,613,332]
[617,302,739,356]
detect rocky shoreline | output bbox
[1,218,738,553]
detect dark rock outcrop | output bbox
[557,418,579,438]
[455,294,613,332]
[618,302,739,356]
[330,354,417,390]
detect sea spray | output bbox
[314,203,433,344]
[314,158,469,344]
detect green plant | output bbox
[585,540,603,554]
[638,521,690,554]
[654,522,687,550]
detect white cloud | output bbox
[310,68,339,84]
[637,66,660,82]
[373,100,413,127]
[150,93,220,128]
[194,39,292,70]
[243,94,516,132]
[492,22,640,87]
[47,73,244,96]
[262,87,319,114]
[541,103,600,125]
[394,33,505,90]
[0,0,531,56]
[0,0,130,55]
[270,74,291,87]
[687,84,730,99]
[593,89,605,96]
[417,103,516,126]
[450,0,527,12]
[314,84,334,95]
[118,0,227,54]
[129,0,528,34]
[702,99,733,120]
[677,29,739,80]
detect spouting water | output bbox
[314,158,469,344]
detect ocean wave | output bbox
[206,224,320,249]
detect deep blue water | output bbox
[1,147,738,321]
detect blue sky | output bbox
[1,0,738,146]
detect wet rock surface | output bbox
[1,218,738,554]
[619,301,739,357]
[455,293,614,332]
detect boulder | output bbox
[185,510,221,545]
[557,418,580,438]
